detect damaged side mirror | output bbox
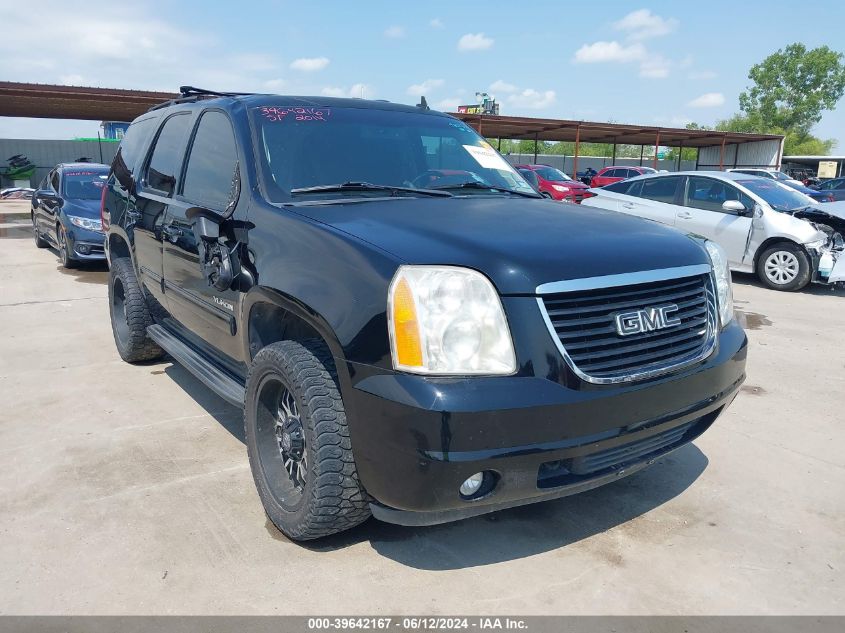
[186,206,235,291]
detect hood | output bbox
[290,196,710,294]
[62,198,101,217]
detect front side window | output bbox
[685,176,753,212]
[145,114,191,196]
[253,106,535,202]
[603,180,631,194]
[182,111,239,211]
[62,169,109,200]
[113,116,157,189]
[639,176,681,203]
[49,171,59,192]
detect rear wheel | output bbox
[245,340,370,541]
[757,243,811,292]
[108,257,163,362]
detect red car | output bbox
[515,164,591,203]
[589,165,657,188]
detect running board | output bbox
[147,324,245,407]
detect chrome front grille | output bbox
[537,265,717,383]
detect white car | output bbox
[583,171,844,291]
[727,168,803,187]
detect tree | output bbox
[739,43,845,134]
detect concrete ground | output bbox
[0,201,843,615]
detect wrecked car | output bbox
[583,171,844,291]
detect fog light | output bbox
[460,472,485,497]
[77,244,90,255]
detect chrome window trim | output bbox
[536,266,718,385]
[535,264,712,295]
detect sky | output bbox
[1,0,844,150]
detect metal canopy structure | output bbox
[0,82,178,122]
[452,112,784,173]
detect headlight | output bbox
[552,185,570,192]
[388,265,516,375]
[68,215,102,232]
[704,241,734,327]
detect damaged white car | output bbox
[583,171,844,291]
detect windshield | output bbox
[62,170,108,200]
[639,167,657,174]
[772,171,792,181]
[534,166,572,182]
[737,178,815,211]
[252,106,536,202]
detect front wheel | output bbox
[57,224,76,269]
[245,340,370,541]
[757,243,811,292]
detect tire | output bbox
[245,340,370,541]
[32,214,48,248]
[108,257,164,362]
[757,242,812,292]
[57,224,77,269]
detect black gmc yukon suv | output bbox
[103,88,747,540]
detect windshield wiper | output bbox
[429,181,541,198]
[291,181,452,198]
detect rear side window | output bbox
[113,117,156,189]
[603,168,619,178]
[603,180,631,193]
[145,114,191,196]
[182,111,239,211]
[639,176,681,203]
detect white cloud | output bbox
[429,18,444,29]
[573,41,646,63]
[435,97,462,111]
[262,78,287,91]
[321,83,373,99]
[384,25,405,38]
[489,79,517,94]
[289,57,329,72]
[688,69,718,80]
[639,55,671,79]
[687,92,725,108]
[613,9,678,41]
[457,32,494,51]
[507,89,556,110]
[407,79,444,95]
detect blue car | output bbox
[31,163,110,267]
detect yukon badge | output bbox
[213,296,234,312]
[615,304,681,337]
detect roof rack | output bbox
[147,86,254,112]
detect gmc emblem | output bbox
[614,304,681,336]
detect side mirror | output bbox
[722,200,747,214]
[186,206,234,291]
[36,190,61,206]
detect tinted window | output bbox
[182,111,239,211]
[113,117,157,188]
[145,114,191,196]
[639,176,681,203]
[62,168,109,200]
[685,176,753,212]
[49,171,59,192]
[603,180,631,193]
[517,169,540,189]
[602,168,619,178]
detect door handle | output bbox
[677,212,692,219]
[622,202,635,209]
[162,225,183,242]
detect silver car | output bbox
[583,171,845,291]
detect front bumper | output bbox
[344,321,747,526]
[66,225,106,260]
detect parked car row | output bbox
[583,171,845,291]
